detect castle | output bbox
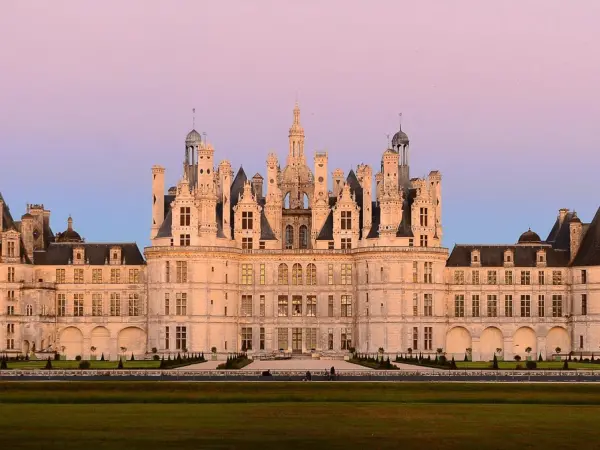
[1,104,598,361]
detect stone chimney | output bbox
[251,173,264,200]
[569,212,583,260]
[558,208,569,227]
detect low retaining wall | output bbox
[2,369,600,382]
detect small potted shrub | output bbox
[211,347,217,360]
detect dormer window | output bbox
[179,207,191,226]
[471,250,480,265]
[110,247,122,265]
[242,211,253,230]
[341,211,352,230]
[73,247,85,264]
[537,250,546,265]
[504,250,513,264]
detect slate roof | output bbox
[546,211,575,250]
[0,192,16,232]
[33,242,145,265]
[446,245,570,267]
[571,207,600,266]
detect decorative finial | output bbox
[386,134,390,148]
[202,131,207,145]
[399,112,403,131]
[192,108,196,129]
[67,215,73,230]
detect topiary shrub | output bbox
[79,360,90,370]
[0,358,7,370]
[526,360,537,370]
[130,353,135,361]
[493,353,499,369]
[100,353,105,361]
[75,355,82,361]
[117,359,124,369]
[563,360,569,370]
[45,358,53,370]
[538,353,543,362]
[153,354,160,361]
[54,352,60,361]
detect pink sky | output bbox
[1,1,598,248]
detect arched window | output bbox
[26,304,33,316]
[292,263,303,285]
[306,263,317,285]
[278,263,289,285]
[299,225,308,249]
[285,225,294,249]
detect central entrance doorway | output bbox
[292,328,302,353]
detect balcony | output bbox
[21,281,57,290]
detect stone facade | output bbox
[1,105,599,361]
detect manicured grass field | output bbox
[454,361,599,370]
[4,360,161,370]
[1,383,600,449]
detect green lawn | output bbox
[0,383,600,449]
[454,361,600,370]
[4,360,161,370]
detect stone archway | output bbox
[59,327,83,359]
[117,327,146,357]
[480,327,503,361]
[446,327,472,360]
[91,326,111,360]
[546,327,570,359]
[513,327,537,360]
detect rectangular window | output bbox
[454,270,465,285]
[259,241,265,250]
[110,268,121,284]
[56,269,65,283]
[6,339,14,350]
[581,269,587,284]
[341,295,352,317]
[241,327,253,351]
[520,271,531,285]
[420,235,428,247]
[408,238,414,247]
[341,211,352,230]
[306,328,317,351]
[74,269,84,284]
[413,293,418,316]
[472,270,480,285]
[341,264,352,285]
[328,295,334,317]
[6,323,15,334]
[537,271,545,285]
[242,237,253,250]
[241,264,253,284]
[582,294,587,315]
[7,290,15,301]
[538,295,545,317]
[487,270,497,285]
[278,328,288,350]
[328,328,334,350]
[129,269,140,284]
[520,295,531,317]
[419,207,428,226]
[92,269,102,283]
[241,295,253,316]
[552,270,562,285]
[423,262,433,284]
[260,295,265,317]
[242,211,253,230]
[504,295,513,317]
[7,241,15,257]
[164,293,170,315]
[424,327,432,350]
[472,295,480,317]
[487,295,497,317]
[341,238,352,250]
[175,326,187,350]
[260,327,265,350]
[259,264,265,285]
[7,267,15,283]
[328,264,334,285]
[412,261,418,283]
[306,295,316,317]
[6,305,14,316]
[306,264,317,285]
[176,293,187,315]
[180,206,191,226]
[341,328,352,350]
[180,234,191,246]
[165,261,171,283]
[165,326,170,350]
[278,295,288,317]
[92,294,103,316]
[412,326,419,350]
[454,294,465,317]
[423,293,433,316]
[552,295,563,317]
[328,241,334,250]
[128,293,140,316]
[110,293,121,316]
[292,295,302,316]
[505,270,513,285]
[176,261,187,283]
[57,294,67,316]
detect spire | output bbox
[398,112,403,131]
[293,101,301,125]
[67,215,73,230]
